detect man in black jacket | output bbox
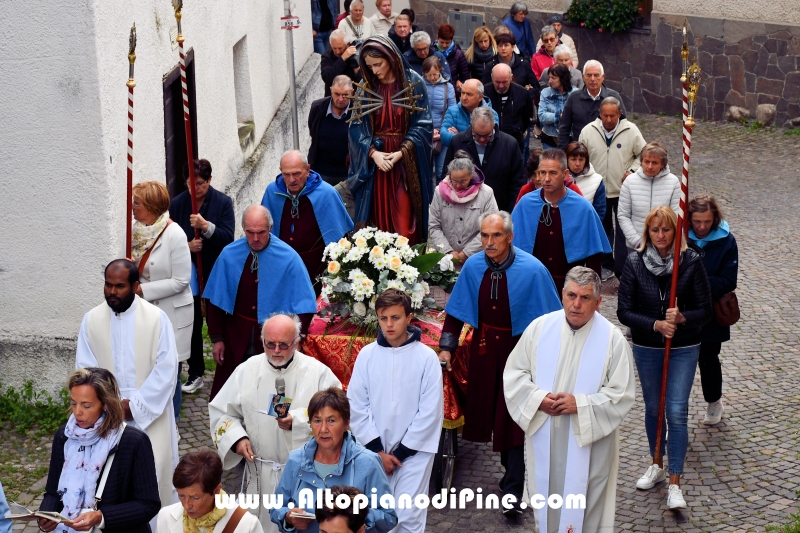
[320,29,361,97]
[307,75,355,216]
[484,64,532,156]
[170,159,235,393]
[443,107,525,212]
[557,60,625,148]
[388,14,413,54]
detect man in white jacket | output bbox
[618,140,681,250]
[578,97,646,278]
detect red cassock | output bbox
[207,254,260,400]
[371,82,420,244]
[279,196,325,296]
[443,271,524,452]
[532,205,602,294]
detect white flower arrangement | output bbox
[319,227,455,326]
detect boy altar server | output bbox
[347,289,444,533]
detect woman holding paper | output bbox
[38,368,160,533]
[270,388,397,533]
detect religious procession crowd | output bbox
[0,3,742,533]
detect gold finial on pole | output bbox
[127,23,137,88]
[681,20,689,83]
[686,58,702,127]
[173,0,184,43]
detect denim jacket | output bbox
[310,0,339,31]
[269,431,398,533]
[538,86,575,137]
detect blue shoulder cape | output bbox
[511,189,611,262]
[202,236,317,321]
[261,171,354,246]
[445,247,561,336]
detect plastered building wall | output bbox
[0,0,321,392]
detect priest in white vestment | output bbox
[504,267,635,533]
[75,259,180,511]
[347,289,444,533]
[209,314,341,533]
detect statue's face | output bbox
[364,55,393,82]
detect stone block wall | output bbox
[411,1,800,126]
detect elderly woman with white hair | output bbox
[538,44,583,90]
[428,150,498,264]
[340,0,375,42]
[403,31,451,78]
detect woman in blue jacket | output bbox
[270,388,397,533]
[688,195,738,426]
[423,56,457,182]
[538,64,575,149]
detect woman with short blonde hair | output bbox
[131,180,193,419]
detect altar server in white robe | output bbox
[504,267,635,533]
[347,289,444,533]
[75,259,179,510]
[209,313,341,533]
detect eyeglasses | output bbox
[542,37,557,43]
[450,178,472,186]
[263,337,298,351]
[187,179,209,188]
[472,131,494,142]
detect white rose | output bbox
[438,254,454,272]
[395,236,410,248]
[327,261,341,275]
[354,236,368,248]
[353,302,368,316]
[338,238,352,250]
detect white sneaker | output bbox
[703,399,724,425]
[636,464,666,489]
[667,484,687,509]
[182,376,204,394]
[601,267,614,281]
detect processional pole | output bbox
[653,20,702,468]
[126,24,137,259]
[172,0,204,291]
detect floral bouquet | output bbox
[319,227,458,330]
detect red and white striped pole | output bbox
[126,23,137,259]
[680,84,692,236]
[173,0,204,290]
[653,32,699,468]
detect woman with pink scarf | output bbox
[428,150,499,264]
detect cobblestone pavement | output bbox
[12,116,800,532]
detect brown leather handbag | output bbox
[713,291,740,327]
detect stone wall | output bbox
[411,1,800,126]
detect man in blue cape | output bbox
[203,205,317,399]
[262,150,354,295]
[438,211,561,517]
[512,148,611,294]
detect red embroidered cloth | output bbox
[303,314,470,429]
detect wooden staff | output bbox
[653,51,701,468]
[126,24,137,258]
[173,0,204,291]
